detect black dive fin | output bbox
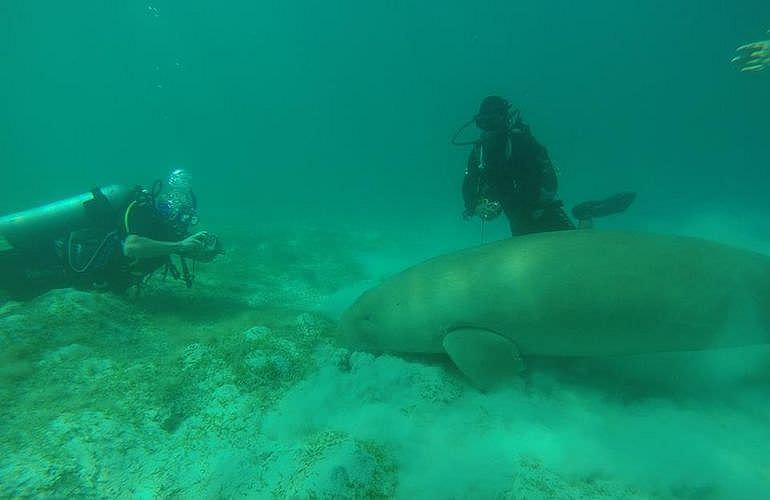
[572,192,636,222]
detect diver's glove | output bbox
[177,231,210,257]
[732,32,770,72]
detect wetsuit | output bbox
[462,125,574,236]
[0,191,181,298]
[114,197,185,291]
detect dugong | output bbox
[338,230,770,389]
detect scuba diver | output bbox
[732,29,770,72]
[452,95,635,237]
[0,168,223,299]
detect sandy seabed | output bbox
[1,226,769,499]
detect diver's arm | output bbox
[123,232,207,260]
[122,235,183,259]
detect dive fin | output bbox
[442,328,524,391]
[572,192,636,222]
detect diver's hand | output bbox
[196,233,224,262]
[176,231,209,257]
[732,32,770,72]
[474,199,502,221]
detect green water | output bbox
[2,1,770,498]
[3,1,769,225]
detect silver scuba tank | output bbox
[0,185,135,253]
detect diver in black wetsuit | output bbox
[458,96,574,236]
[0,169,223,299]
[454,96,636,236]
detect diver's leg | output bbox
[504,206,530,236]
[0,250,26,288]
[506,205,575,236]
[0,243,68,299]
[0,251,43,299]
[544,206,576,231]
[519,205,575,235]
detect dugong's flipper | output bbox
[442,329,525,391]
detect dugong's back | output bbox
[383,230,770,356]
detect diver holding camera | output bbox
[0,168,224,298]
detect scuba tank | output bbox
[0,185,134,253]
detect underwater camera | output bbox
[197,232,224,262]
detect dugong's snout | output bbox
[336,291,385,352]
[336,308,358,345]
[337,298,378,351]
